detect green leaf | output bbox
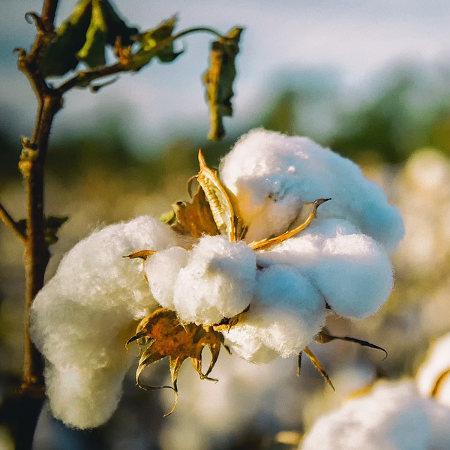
[78,0,138,67]
[129,16,183,71]
[102,0,138,46]
[39,0,92,77]
[39,0,139,76]
[203,27,243,140]
[77,0,107,67]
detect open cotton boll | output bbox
[220,128,404,252]
[173,235,257,324]
[145,246,189,309]
[301,380,450,450]
[225,265,325,361]
[31,216,180,428]
[257,219,393,319]
[416,333,450,407]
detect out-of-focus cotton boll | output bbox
[301,380,450,450]
[395,149,450,275]
[258,219,393,319]
[224,265,325,361]
[31,216,180,428]
[416,333,450,407]
[145,246,189,309]
[173,235,257,324]
[220,128,404,252]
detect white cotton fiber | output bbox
[225,265,326,361]
[301,380,450,450]
[416,333,450,407]
[257,219,393,319]
[220,129,404,252]
[31,216,180,428]
[254,265,326,357]
[173,235,257,324]
[145,246,189,309]
[225,323,278,363]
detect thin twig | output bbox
[57,63,123,94]
[0,202,27,243]
[41,0,58,31]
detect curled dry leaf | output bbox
[126,308,225,415]
[161,187,219,238]
[203,27,243,140]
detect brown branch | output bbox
[1,2,60,449]
[57,62,123,94]
[41,0,58,31]
[0,202,27,243]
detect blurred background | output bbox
[1,1,450,449]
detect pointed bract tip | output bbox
[314,198,331,207]
[198,148,207,169]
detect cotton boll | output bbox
[302,381,445,450]
[173,235,257,324]
[416,333,450,407]
[31,216,180,428]
[145,246,189,309]
[220,129,404,252]
[257,219,393,319]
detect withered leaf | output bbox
[39,0,92,77]
[39,0,138,76]
[127,308,225,415]
[161,184,219,238]
[128,16,183,71]
[78,0,138,68]
[203,27,243,140]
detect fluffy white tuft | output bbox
[301,380,450,450]
[416,333,450,407]
[145,246,189,309]
[173,235,257,324]
[224,265,326,361]
[220,128,404,252]
[31,216,180,429]
[258,218,393,319]
[224,323,278,364]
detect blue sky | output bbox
[1,0,449,146]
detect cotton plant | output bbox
[31,128,404,429]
